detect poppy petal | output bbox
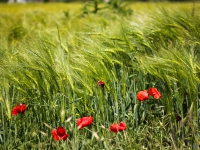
[12,104,27,116]
[118,126,126,131]
[20,104,27,113]
[110,124,119,132]
[52,129,59,141]
[110,122,127,132]
[57,126,66,137]
[12,107,19,116]
[77,117,93,129]
[137,90,149,102]
[61,134,68,141]
[78,120,89,129]
[119,121,126,129]
[148,88,161,99]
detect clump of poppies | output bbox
[137,87,161,102]
[110,121,127,132]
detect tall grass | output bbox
[0,2,200,149]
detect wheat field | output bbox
[0,2,200,149]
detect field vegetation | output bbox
[0,2,200,149]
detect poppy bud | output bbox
[97,80,105,88]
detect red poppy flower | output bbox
[52,126,68,141]
[176,115,182,122]
[148,88,161,99]
[77,116,93,129]
[12,103,27,116]
[137,90,149,102]
[97,80,105,88]
[110,121,127,132]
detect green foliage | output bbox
[0,2,200,149]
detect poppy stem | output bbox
[83,127,92,132]
[20,114,23,141]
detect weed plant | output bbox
[0,2,200,150]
